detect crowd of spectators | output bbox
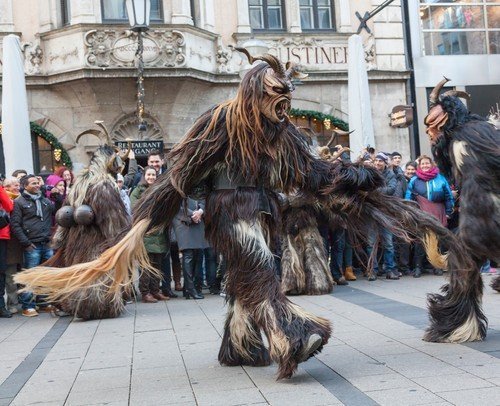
[0,144,495,319]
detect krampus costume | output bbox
[16,50,461,378]
[16,124,133,320]
[422,78,500,342]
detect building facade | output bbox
[408,0,499,156]
[0,0,413,174]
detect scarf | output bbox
[25,191,44,220]
[416,166,439,182]
[6,190,19,200]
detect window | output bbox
[420,1,500,55]
[300,0,335,30]
[249,0,286,30]
[101,0,162,23]
[32,135,56,174]
[61,0,70,26]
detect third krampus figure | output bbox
[422,78,500,343]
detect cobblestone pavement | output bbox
[1,273,499,406]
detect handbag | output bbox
[0,209,10,229]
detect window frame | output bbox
[300,0,336,32]
[100,0,164,24]
[419,1,500,55]
[61,0,71,26]
[249,0,287,32]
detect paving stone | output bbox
[457,362,500,379]
[347,372,415,392]
[66,387,130,405]
[413,373,494,393]
[365,386,445,406]
[437,386,500,406]
[194,387,267,406]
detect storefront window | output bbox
[33,136,55,174]
[420,1,500,55]
[249,0,285,30]
[101,0,162,23]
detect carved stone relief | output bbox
[84,29,186,68]
[363,34,377,70]
[111,112,164,142]
[22,42,44,75]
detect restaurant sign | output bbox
[390,105,414,128]
[115,140,164,157]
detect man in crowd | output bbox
[366,152,399,281]
[10,175,55,316]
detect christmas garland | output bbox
[30,122,73,169]
[289,108,349,131]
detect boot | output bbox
[333,276,348,286]
[185,288,204,300]
[344,266,357,281]
[162,286,178,298]
[413,267,422,278]
[142,293,158,303]
[0,307,12,318]
[152,292,170,301]
[386,271,400,280]
[182,250,204,300]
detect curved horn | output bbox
[255,54,285,76]
[75,129,103,144]
[332,129,355,137]
[119,140,132,160]
[429,76,450,106]
[441,90,471,101]
[330,147,351,162]
[233,47,255,65]
[285,61,308,80]
[94,120,113,146]
[326,134,336,147]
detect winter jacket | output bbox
[378,168,397,196]
[172,198,209,250]
[130,184,169,254]
[11,192,55,247]
[393,166,407,198]
[405,174,454,215]
[0,187,14,240]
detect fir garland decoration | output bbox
[30,122,73,169]
[289,108,349,131]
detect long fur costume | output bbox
[422,79,500,342]
[14,57,463,379]
[15,145,142,320]
[280,197,333,296]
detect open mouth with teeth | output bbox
[276,99,291,121]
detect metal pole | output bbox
[136,30,147,133]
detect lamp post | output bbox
[126,0,151,135]
[238,38,269,79]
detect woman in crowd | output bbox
[0,183,14,317]
[405,155,454,277]
[55,167,74,196]
[45,174,66,212]
[130,166,169,303]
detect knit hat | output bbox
[375,152,389,164]
[116,173,124,182]
[391,151,402,158]
[45,175,64,198]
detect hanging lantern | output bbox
[323,118,331,130]
[53,148,62,162]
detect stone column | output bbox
[338,0,352,32]
[171,0,193,25]
[236,0,252,33]
[0,0,14,32]
[287,0,301,33]
[70,0,100,24]
[202,0,215,32]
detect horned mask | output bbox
[235,47,307,123]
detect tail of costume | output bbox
[15,176,183,318]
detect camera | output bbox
[46,185,54,191]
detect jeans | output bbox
[203,248,217,289]
[366,228,396,274]
[19,242,53,310]
[329,228,345,280]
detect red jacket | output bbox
[0,186,14,239]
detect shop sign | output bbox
[390,105,413,128]
[115,140,164,156]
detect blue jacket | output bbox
[405,174,454,215]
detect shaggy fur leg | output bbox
[280,236,306,295]
[491,275,500,293]
[424,253,488,343]
[218,299,270,367]
[217,219,331,379]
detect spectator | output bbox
[11,175,56,316]
[131,150,167,188]
[116,173,132,217]
[54,167,74,195]
[391,151,402,168]
[12,169,27,180]
[173,196,212,300]
[2,178,23,315]
[366,152,399,281]
[404,161,417,180]
[122,150,138,189]
[45,174,66,212]
[405,155,454,277]
[130,166,170,303]
[0,184,14,317]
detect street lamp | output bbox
[126,0,151,134]
[238,38,269,79]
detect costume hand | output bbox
[191,209,203,223]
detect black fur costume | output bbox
[422,79,500,342]
[15,53,465,378]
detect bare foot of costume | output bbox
[422,78,499,342]
[16,50,464,377]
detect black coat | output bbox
[172,198,209,250]
[11,192,54,247]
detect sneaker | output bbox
[22,308,39,317]
[333,277,349,286]
[8,306,19,314]
[219,290,226,298]
[38,305,56,313]
[298,334,323,362]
